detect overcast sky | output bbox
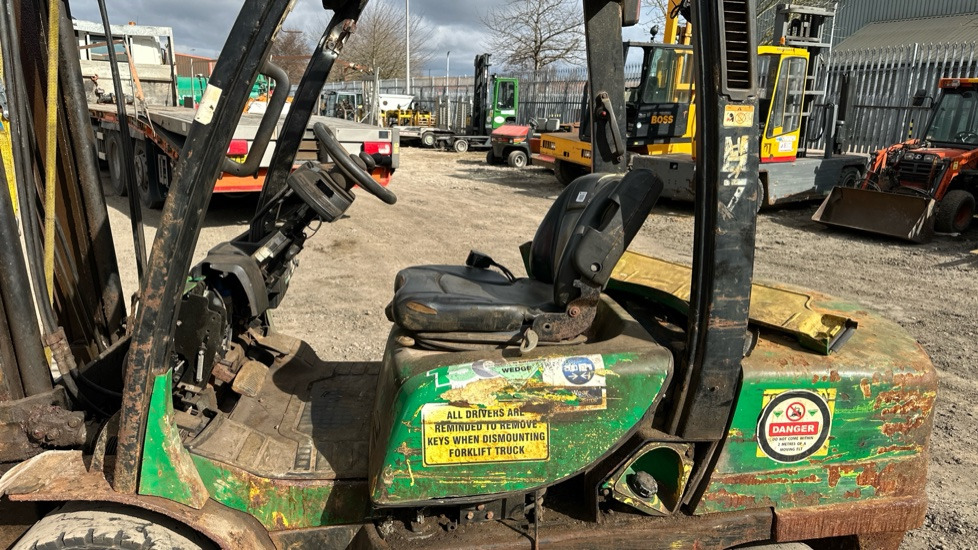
[68,0,659,75]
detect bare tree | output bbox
[270,29,311,84]
[482,0,585,74]
[642,0,671,38]
[314,0,433,81]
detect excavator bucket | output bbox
[812,186,937,243]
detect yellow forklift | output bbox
[637,4,868,205]
[534,0,697,185]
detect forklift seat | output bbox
[385,169,664,346]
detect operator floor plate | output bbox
[189,339,380,480]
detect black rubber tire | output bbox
[134,141,166,209]
[486,150,500,165]
[12,502,214,550]
[507,149,528,168]
[756,179,768,213]
[421,132,436,147]
[839,165,863,188]
[453,139,469,153]
[554,159,587,187]
[105,132,126,196]
[935,189,975,233]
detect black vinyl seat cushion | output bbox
[386,265,559,333]
[386,169,663,339]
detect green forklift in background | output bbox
[403,53,520,153]
[0,1,935,549]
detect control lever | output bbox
[596,92,625,162]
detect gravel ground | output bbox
[106,146,978,548]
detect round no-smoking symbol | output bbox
[786,402,806,422]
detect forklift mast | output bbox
[469,53,491,136]
[771,4,837,157]
[585,0,761,439]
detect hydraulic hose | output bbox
[42,0,60,304]
[0,1,58,333]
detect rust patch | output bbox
[880,416,927,438]
[825,464,861,488]
[702,488,772,510]
[439,378,510,407]
[719,472,818,486]
[845,489,861,499]
[785,489,822,507]
[874,389,936,417]
[3,451,274,549]
[774,495,926,541]
[875,444,920,455]
[859,378,872,399]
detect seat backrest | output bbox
[529,169,664,307]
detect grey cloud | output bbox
[69,0,645,75]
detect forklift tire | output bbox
[105,132,127,197]
[134,141,166,209]
[453,139,469,153]
[421,132,436,148]
[935,190,975,233]
[554,159,587,187]
[839,166,863,188]
[11,502,214,550]
[507,149,528,168]
[486,150,501,165]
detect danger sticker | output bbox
[723,104,755,127]
[756,389,835,463]
[422,403,549,466]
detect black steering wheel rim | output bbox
[313,122,397,204]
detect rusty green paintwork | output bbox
[696,292,936,514]
[370,331,673,505]
[135,252,931,531]
[138,369,209,509]
[191,455,370,530]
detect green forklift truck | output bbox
[0,0,934,549]
[406,53,519,153]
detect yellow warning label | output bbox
[422,403,549,466]
[723,105,755,127]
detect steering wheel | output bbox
[954,131,978,144]
[312,122,397,204]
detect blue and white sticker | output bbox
[561,357,596,385]
[542,355,605,388]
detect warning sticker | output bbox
[723,104,755,127]
[756,389,836,463]
[422,403,550,465]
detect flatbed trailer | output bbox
[396,125,492,152]
[89,104,398,208]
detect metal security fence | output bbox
[817,41,978,154]
[325,41,978,154]
[323,64,643,129]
